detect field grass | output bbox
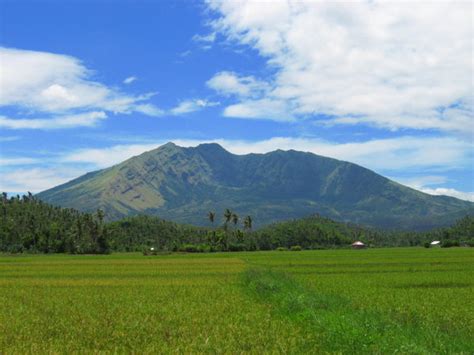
[1,248,473,353]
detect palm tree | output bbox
[232,213,239,227]
[208,211,215,225]
[244,215,253,231]
[224,209,232,224]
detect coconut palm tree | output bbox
[208,211,215,225]
[231,213,239,227]
[223,209,233,231]
[244,215,253,231]
[224,209,232,224]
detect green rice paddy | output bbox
[1,248,473,353]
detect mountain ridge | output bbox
[37,142,473,230]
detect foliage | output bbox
[106,214,208,252]
[2,195,473,254]
[255,214,474,249]
[0,193,109,254]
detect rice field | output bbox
[1,248,473,353]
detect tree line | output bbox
[1,193,108,253]
[1,193,472,254]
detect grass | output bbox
[1,248,473,353]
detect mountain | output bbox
[37,142,473,230]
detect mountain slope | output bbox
[37,142,473,230]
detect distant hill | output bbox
[37,142,473,230]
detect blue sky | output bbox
[0,0,473,201]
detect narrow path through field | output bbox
[239,264,472,354]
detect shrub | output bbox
[143,247,158,256]
[276,247,287,251]
[197,244,211,253]
[424,242,430,248]
[442,240,460,248]
[179,244,206,253]
[290,245,302,251]
[228,243,246,252]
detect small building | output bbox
[430,240,441,247]
[352,241,366,249]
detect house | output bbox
[430,240,441,247]
[352,241,366,249]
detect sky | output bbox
[0,0,473,201]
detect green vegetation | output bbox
[1,248,472,353]
[2,194,473,254]
[0,193,109,254]
[37,142,473,230]
[253,214,474,249]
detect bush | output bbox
[179,244,210,253]
[424,242,430,248]
[290,245,302,251]
[179,244,199,253]
[197,244,211,253]
[228,243,247,252]
[143,247,158,256]
[276,247,287,251]
[441,240,460,248]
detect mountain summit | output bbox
[37,143,473,230]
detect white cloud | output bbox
[392,175,449,189]
[134,104,165,116]
[62,143,160,168]
[61,135,471,173]
[0,111,107,130]
[123,76,137,84]
[206,1,473,133]
[0,157,38,166]
[0,167,85,193]
[0,47,163,121]
[218,136,472,172]
[193,32,216,43]
[224,99,293,121]
[417,187,474,202]
[392,175,474,202]
[169,99,219,115]
[207,71,269,97]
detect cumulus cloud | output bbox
[207,71,269,97]
[169,99,219,115]
[0,47,163,129]
[206,1,473,133]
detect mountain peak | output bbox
[37,145,473,230]
[197,142,223,149]
[160,141,178,149]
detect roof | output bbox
[430,241,441,245]
[352,241,365,246]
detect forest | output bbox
[1,193,473,254]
